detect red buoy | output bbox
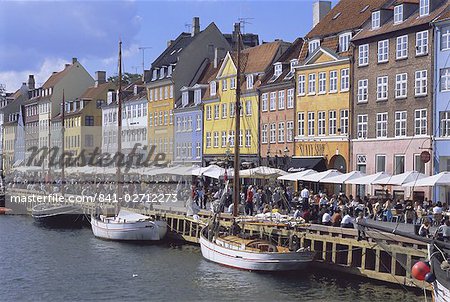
[411,261,431,281]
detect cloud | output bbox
[0,1,141,89]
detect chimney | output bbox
[167,40,174,47]
[65,64,70,68]
[214,47,225,69]
[72,57,77,64]
[28,75,35,90]
[95,71,106,87]
[191,17,200,37]
[143,69,151,83]
[313,0,332,28]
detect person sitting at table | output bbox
[433,202,444,214]
[419,219,431,238]
[341,211,354,228]
[435,219,450,242]
[331,209,342,227]
[404,201,415,224]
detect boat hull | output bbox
[32,204,85,228]
[199,231,314,271]
[91,216,167,241]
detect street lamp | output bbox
[283,146,290,170]
[266,150,270,167]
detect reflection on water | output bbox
[0,216,422,302]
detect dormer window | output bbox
[372,11,380,29]
[290,59,298,71]
[49,87,53,95]
[210,81,216,96]
[182,91,189,107]
[308,40,320,54]
[419,0,429,17]
[246,74,254,90]
[194,89,201,105]
[394,5,403,24]
[167,65,173,77]
[274,63,282,77]
[152,69,158,81]
[339,33,352,52]
[159,67,165,79]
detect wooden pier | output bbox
[8,189,430,289]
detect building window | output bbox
[196,114,201,130]
[246,100,252,116]
[308,39,320,54]
[414,154,426,174]
[245,129,251,147]
[210,81,216,96]
[85,135,94,147]
[357,114,368,139]
[372,11,380,29]
[262,93,268,112]
[287,89,294,108]
[395,111,407,137]
[85,116,94,126]
[170,85,173,98]
[154,112,158,126]
[318,72,326,94]
[246,74,254,90]
[440,111,450,137]
[213,131,219,148]
[415,109,427,136]
[298,75,306,95]
[287,121,294,142]
[340,68,349,91]
[396,35,408,59]
[358,44,369,66]
[308,112,315,136]
[229,130,235,147]
[164,86,168,99]
[329,110,337,135]
[230,78,236,89]
[219,130,226,147]
[222,79,227,91]
[269,124,276,143]
[230,102,235,117]
[440,68,450,92]
[194,89,201,104]
[182,91,189,106]
[206,105,212,120]
[340,109,349,135]
[357,79,368,103]
[441,26,450,51]
[376,155,386,172]
[415,70,427,96]
[329,70,337,92]
[164,111,168,125]
[378,40,389,63]
[278,90,285,109]
[308,74,316,94]
[376,112,388,138]
[298,112,305,136]
[419,0,429,17]
[318,111,326,136]
[395,73,408,99]
[416,31,428,55]
[206,132,211,148]
[221,103,227,118]
[262,124,268,144]
[339,33,352,52]
[269,92,276,111]
[377,76,388,100]
[278,122,285,143]
[394,5,403,24]
[214,104,219,120]
[394,155,405,175]
[274,63,282,77]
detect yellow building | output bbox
[294,47,350,172]
[203,42,287,166]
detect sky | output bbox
[0,0,337,92]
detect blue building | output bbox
[433,13,450,203]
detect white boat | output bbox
[91,209,167,241]
[199,227,314,271]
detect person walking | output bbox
[245,185,254,216]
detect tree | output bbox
[107,73,142,85]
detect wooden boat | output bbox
[200,227,314,271]
[91,209,167,241]
[0,207,11,215]
[32,203,84,228]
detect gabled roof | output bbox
[42,64,74,89]
[80,82,115,100]
[306,0,388,39]
[303,47,344,66]
[434,5,450,22]
[354,1,449,41]
[151,33,194,69]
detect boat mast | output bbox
[117,40,123,204]
[61,90,65,196]
[233,24,241,217]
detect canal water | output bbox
[1,216,423,302]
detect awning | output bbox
[288,157,327,172]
